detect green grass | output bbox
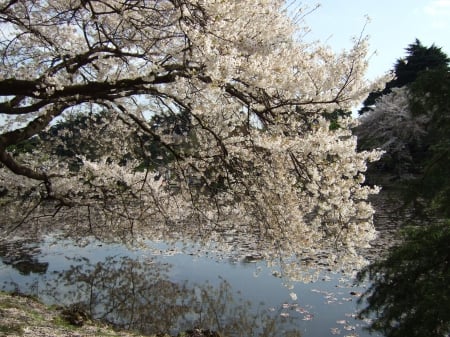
[0,323,24,336]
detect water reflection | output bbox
[47,255,195,334]
[1,241,299,336]
[0,236,377,337]
[0,239,48,275]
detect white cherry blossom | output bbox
[0,0,381,279]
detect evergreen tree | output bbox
[357,222,450,337]
[408,68,450,217]
[356,44,450,337]
[359,39,449,114]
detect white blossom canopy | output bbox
[0,0,381,278]
[356,87,430,169]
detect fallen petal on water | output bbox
[330,327,341,335]
[302,314,314,321]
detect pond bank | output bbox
[0,291,225,337]
[0,291,163,337]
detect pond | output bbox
[0,234,381,337]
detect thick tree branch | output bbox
[0,64,201,99]
[0,79,37,96]
[0,103,70,146]
[0,99,49,115]
[0,147,47,181]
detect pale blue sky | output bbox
[300,0,450,80]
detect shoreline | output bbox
[0,291,161,337]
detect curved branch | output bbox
[0,102,70,146]
[0,148,47,181]
[0,99,49,115]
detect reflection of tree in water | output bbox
[193,278,301,337]
[45,255,301,337]
[45,255,187,334]
[0,239,48,275]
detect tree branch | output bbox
[0,103,70,146]
[0,147,47,181]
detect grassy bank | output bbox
[0,291,162,337]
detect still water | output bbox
[0,235,380,337]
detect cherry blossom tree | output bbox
[0,0,381,276]
[355,87,429,178]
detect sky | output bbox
[299,0,450,80]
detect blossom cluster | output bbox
[0,0,381,278]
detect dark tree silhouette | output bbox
[359,39,449,114]
[356,43,450,337]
